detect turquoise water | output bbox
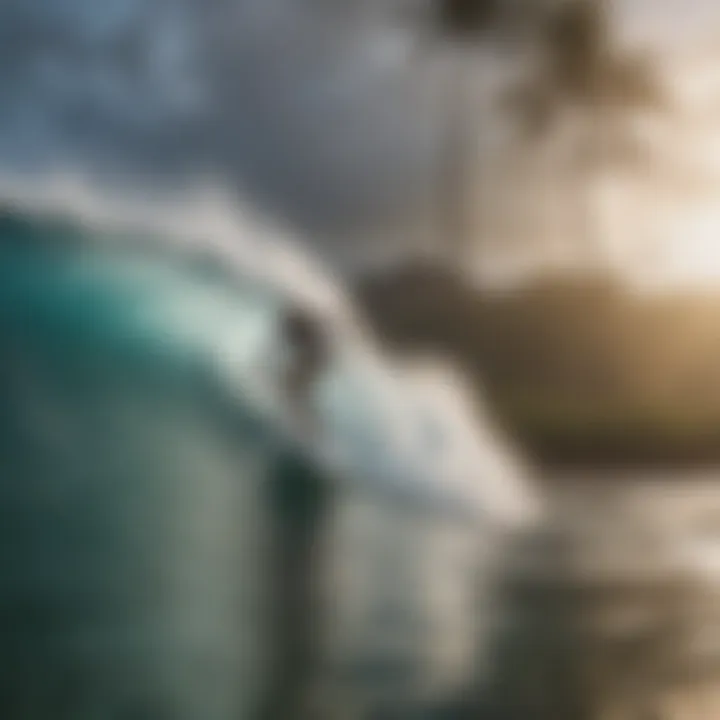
[0,208,533,718]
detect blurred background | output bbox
[4,0,720,717]
[6,0,720,465]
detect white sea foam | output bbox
[0,172,538,529]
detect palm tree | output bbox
[427,0,508,262]
[504,0,668,270]
[423,0,668,268]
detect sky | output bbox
[2,0,720,281]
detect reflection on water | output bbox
[481,473,720,720]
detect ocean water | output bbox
[481,473,720,720]
[0,201,537,718]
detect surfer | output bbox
[280,305,330,434]
[261,306,335,720]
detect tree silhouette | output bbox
[435,0,500,41]
[504,0,668,266]
[508,0,665,134]
[423,0,669,265]
[428,0,508,261]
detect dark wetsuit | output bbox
[261,450,332,720]
[259,308,333,720]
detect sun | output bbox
[664,207,720,286]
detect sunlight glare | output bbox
[666,207,720,285]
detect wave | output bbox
[0,186,539,716]
[0,179,538,526]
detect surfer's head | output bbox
[279,306,332,422]
[282,306,330,376]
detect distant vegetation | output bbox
[357,263,720,468]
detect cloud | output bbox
[0,0,714,273]
[0,0,449,262]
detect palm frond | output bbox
[435,0,500,39]
[544,0,610,100]
[601,53,667,110]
